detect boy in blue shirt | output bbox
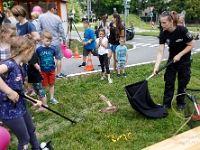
[79,20,98,67]
[116,37,128,77]
[36,30,59,104]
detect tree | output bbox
[68,0,83,22]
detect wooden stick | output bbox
[172,117,192,137]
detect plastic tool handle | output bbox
[146,60,174,81]
[191,95,200,116]
[3,97,17,108]
[15,91,76,124]
[156,60,173,74]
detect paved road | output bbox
[61,32,200,76]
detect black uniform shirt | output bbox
[159,25,193,60]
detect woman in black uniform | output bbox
[153,11,194,111]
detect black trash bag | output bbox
[124,80,168,118]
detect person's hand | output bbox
[63,42,67,47]
[33,100,42,107]
[153,67,158,75]
[99,38,102,44]
[173,54,181,63]
[83,42,87,45]
[24,33,32,39]
[7,90,19,103]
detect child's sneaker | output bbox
[123,73,127,77]
[49,98,59,104]
[100,76,106,80]
[108,78,113,84]
[117,74,121,77]
[40,141,54,150]
[78,62,86,67]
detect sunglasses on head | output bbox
[162,11,173,19]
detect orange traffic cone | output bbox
[84,52,94,71]
[74,44,81,58]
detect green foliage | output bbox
[3,1,14,10]
[68,0,83,23]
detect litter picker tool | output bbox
[4,90,77,124]
[124,60,173,118]
[172,88,200,130]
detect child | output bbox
[94,26,99,38]
[96,29,112,84]
[31,11,40,28]
[0,23,16,62]
[36,30,59,104]
[0,37,42,150]
[0,23,16,126]
[27,51,48,112]
[78,20,98,67]
[116,37,128,77]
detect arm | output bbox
[58,20,67,45]
[173,41,194,62]
[33,63,41,72]
[96,39,100,49]
[30,31,40,42]
[153,44,165,74]
[121,29,125,37]
[126,52,128,62]
[0,64,19,103]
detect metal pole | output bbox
[87,0,90,21]
[124,0,126,42]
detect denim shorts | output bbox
[51,44,63,60]
[108,43,118,52]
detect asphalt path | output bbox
[61,31,200,76]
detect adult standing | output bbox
[153,11,194,111]
[99,14,109,37]
[11,5,40,95]
[177,14,185,27]
[11,5,40,41]
[37,2,67,78]
[108,13,124,74]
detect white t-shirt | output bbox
[96,37,108,55]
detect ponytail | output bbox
[161,11,178,26]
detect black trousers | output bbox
[99,54,110,74]
[163,59,191,105]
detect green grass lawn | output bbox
[7,53,200,149]
[135,32,159,37]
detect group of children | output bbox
[0,23,58,149]
[84,20,128,84]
